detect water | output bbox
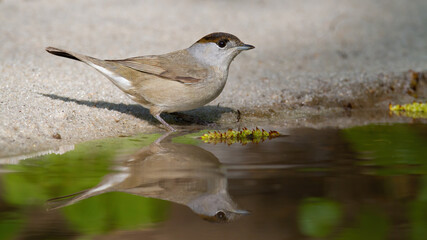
[0,124,426,239]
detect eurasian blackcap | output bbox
[47,132,249,222]
[46,32,254,131]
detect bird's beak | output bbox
[231,209,251,215]
[236,44,255,51]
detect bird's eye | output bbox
[215,211,227,221]
[217,40,227,48]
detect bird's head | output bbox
[188,32,254,68]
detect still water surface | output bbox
[0,123,426,239]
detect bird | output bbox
[46,132,249,223]
[46,32,254,131]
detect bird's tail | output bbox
[45,47,133,91]
[46,47,84,62]
[45,189,91,210]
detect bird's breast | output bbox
[130,66,229,113]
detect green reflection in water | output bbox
[343,123,427,239]
[172,130,209,145]
[0,133,169,238]
[0,212,24,240]
[298,198,342,237]
[297,124,427,239]
[342,124,427,175]
[298,199,390,240]
[63,192,168,234]
[409,176,427,240]
[409,200,427,240]
[336,207,390,240]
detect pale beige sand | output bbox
[1,0,426,157]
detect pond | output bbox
[0,123,426,239]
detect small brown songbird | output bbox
[46,32,254,131]
[47,132,249,223]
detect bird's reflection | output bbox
[47,132,248,223]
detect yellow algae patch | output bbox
[389,102,427,118]
[200,128,280,145]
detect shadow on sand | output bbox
[40,93,235,126]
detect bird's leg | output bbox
[154,113,176,132]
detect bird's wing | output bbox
[109,53,208,84]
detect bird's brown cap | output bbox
[196,32,243,45]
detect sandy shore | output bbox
[1,0,426,157]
